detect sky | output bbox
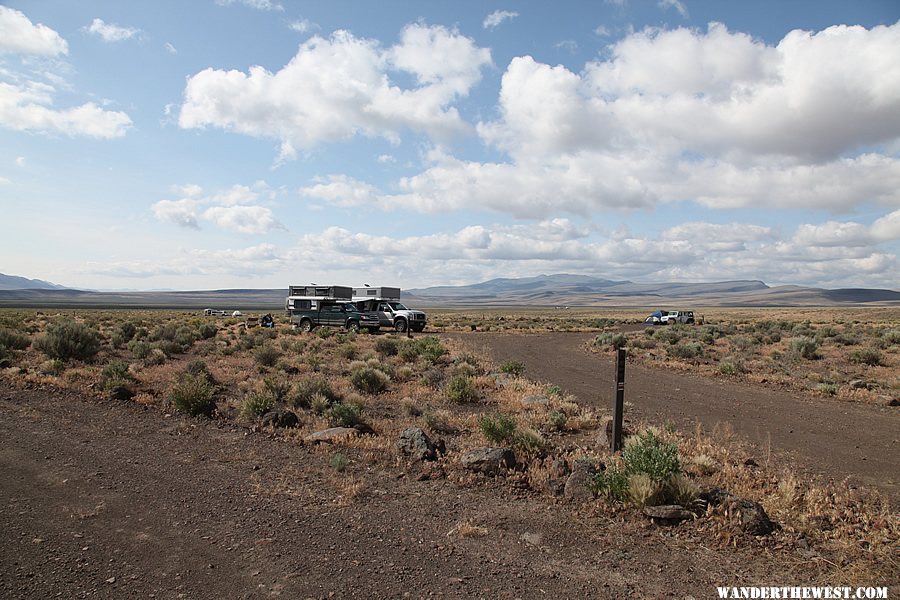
[1,0,899,292]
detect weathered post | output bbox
[611,347,626,452]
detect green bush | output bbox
[110,322,137,348]
[399,336,446,364]
[100,360,134,390]
[883,329,900,345]
[290,377,339,408]
[241,391,276,418]
[374,337,399,357]
[327,401,363,428]
[34,320,101,362]
[262,376,290,402]
[170,372,215,416]
[349,365,389,394]
[592,333,627,350]
[499,360,526,376]
[0,328,31,350]
[622,430,681,481]
[478,413,517,444]
[446,374,477,403]
[254,343,282,367]
[198,323,218,339]
[330,452,349,472]
[849,347,883,366]
[816,383,838,396]
[666,342,703,359]
[128,339,151,359]
[593,430,686,506]
[789,337,819,360]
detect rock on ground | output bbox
[460,447,516,476]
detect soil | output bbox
[1,330,898,598]
[449,331,899,497]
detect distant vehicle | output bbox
[661,310,695,325]
[352,286,427,333]
[285,285,379,333]
[232,310,243,317]
[644,310,666,325]
[203,308,228,316]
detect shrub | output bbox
[34,320,101,362]
[547,410,567,432]
[327,401,363,428]
[424,410,458,434]
[198,323,218,339]
[262,376,291,402]
[592,333,627,350]
[622,430,681,481]
[816,383,838,396]
[336,343,357,360]
[446,375,477,403]
[832,333,861,346]
[666,342,703,359]
[170,373,215,416]
[399,336,446,363]
[100,360,134,390]
[478,413,517,444]
[110,322,137,348]
[149,323,177,342]
[849,347,883,366]
[374,337,399,357]
[349,365,389,394]
[241,391,276,418]
[128,339,151,359]
[38,359,65,376]
[185,359,213,380]
[254,343,281,367]
[420,367,445,389]
[144,348,167,366]
[883,329,900,345]
[290,377,339,408]
[499,360,526,376]
[718,357,747,376]
[0,328,31,350]
[330,452,349,472]
[789,337,819,360]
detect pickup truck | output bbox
[289,300,380,333]
[354,299,427,333]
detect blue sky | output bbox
[1,0,899,291]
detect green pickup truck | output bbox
[288,299,380,333]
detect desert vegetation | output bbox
[0,307,896,585]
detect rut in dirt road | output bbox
[450,332,899,497]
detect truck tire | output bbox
[347,321,360,333]
[394,319,408,333]
[299,319,313,332]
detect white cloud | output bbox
[15,156,25,167]
[289,19,315,33]
[300,175,382,207]
[0,80,132,138]
[658,0,688,19]
[84,18,141,42]
[216,0,284,11]
[152,183,283,234]
[0,6,68,56]
[483,10,519,30]
[179,25,491,158]
[203,205,283,234]
[152,199,199,229]
[165,42,177,54]
[555,40,579,53]
[594,25,611,37]
[85,243,285,279]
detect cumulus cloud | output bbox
[0,6,68,55]
[0,80,132,138]
[179,24,491,157]
[83,18,141,42]
[216,0,284,11]
[300,175,382,207]
[658,0,688,18]
[151,183,284,234]
[85,243,285,279]
[289,19,315,33]
[483,10,518,30]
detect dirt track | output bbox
[449,332,899,496]
[0,386,829,599]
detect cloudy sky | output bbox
[1,1,899,291]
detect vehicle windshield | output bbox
[388,302,408,310]
[342,304,360,313]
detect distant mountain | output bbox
[0,273,69,291]
[0,273,897,308]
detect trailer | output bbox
[351,286,427,333]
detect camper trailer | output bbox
[352,287,427,333]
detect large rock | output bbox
[261,408,299,429]
[397,427,437,461]
[644,505,695,523]
[306,427,359,444]
[726,498,776,536]
[108,385,135,401]
[460,447,516,476]
[564,459,602,501]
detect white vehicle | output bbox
[352,286,427,333]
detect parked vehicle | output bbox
[203,308,228,316]
[352,286,427,333]
[661,310,695,325]
[285,285,379,333]
[644,310,667,325]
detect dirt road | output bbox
[1,385,825,599]
[450,332,899,496]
